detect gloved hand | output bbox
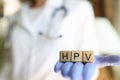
[54,55,120,80]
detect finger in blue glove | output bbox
[83,63,97,80]
[54,61,64,72]
[61,62,73,77]
[70,62,84,80]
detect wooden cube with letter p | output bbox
[82,51,94,63]
[71,50,82,62]
[59,51,71,62]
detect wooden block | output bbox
[59,51,71,62]
[71,50,82,62]
[82,51,94,63]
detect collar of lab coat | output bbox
[21,4,53,33]
[20,0,64,35]
[19,0,88,35]
[46,0,88,8]
[45,0,64,8]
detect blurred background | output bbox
[0,0,120,80]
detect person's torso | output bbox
[10,0,89,80]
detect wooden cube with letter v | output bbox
[82,51,94,63]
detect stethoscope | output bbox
[38,0,68,40]
[52,0,68,17]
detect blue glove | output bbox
[54,62,97,80]
[54,55,120,80]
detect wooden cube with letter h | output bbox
[59,51,71,62]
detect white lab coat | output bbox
[7,0,99,80]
